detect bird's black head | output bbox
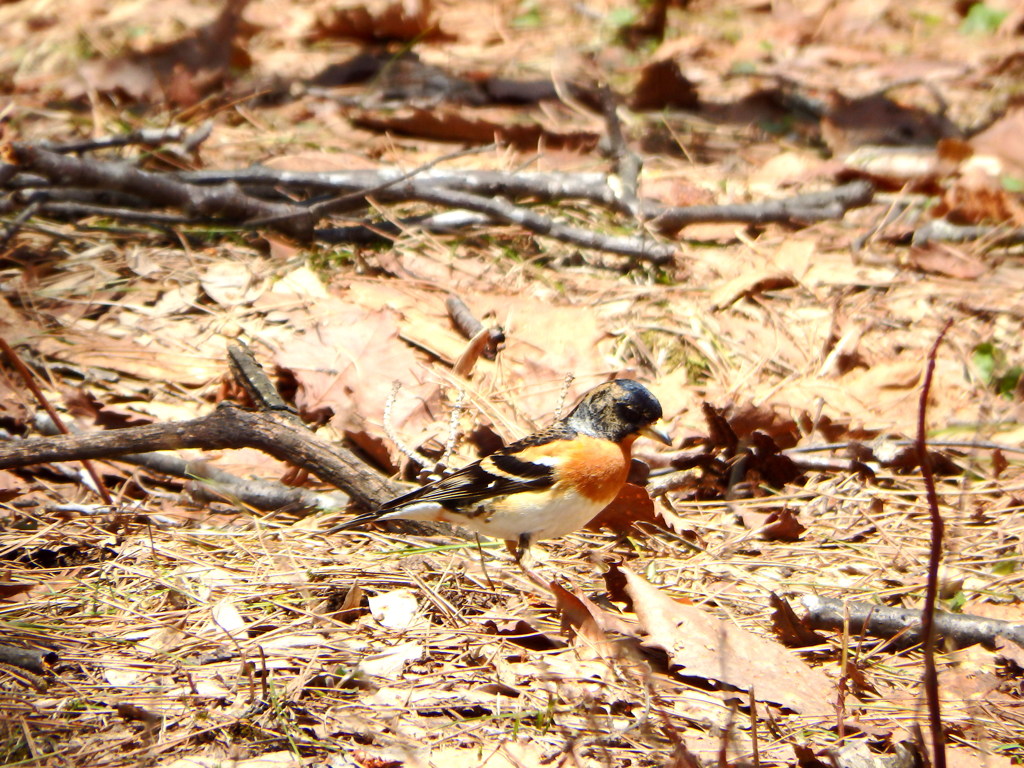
[566,379,670,444]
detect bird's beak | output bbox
[640,423,673,446]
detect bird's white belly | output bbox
[380,487,610,542]
[464,489,608,541]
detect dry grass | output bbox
[3,462,1023,766]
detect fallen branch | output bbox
[801,594,1024,649]
[649,180,875,234]
[407,182,676,262]
[0,643,57,674]
[172,167,875,232]
[12,347,453,538]
[1,142,315,240]
[132,451,342,511]
[33,412,342,512]
[912,218,1024,247]
[39,122,212,156]
[174,167,619,207]
[1,139,878,261]
[1,403,397,511]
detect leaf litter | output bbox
[1,0,1024,767]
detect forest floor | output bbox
[1,0,1023,766]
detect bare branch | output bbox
[0,403,399,510]
[1,142,315,240]
[916,320,953,768]
[801,594,1024,649]
[0,142,879,260]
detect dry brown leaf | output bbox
[934,166,1024,226]
[994,637,1024,670]
[563,585,640,638]
[349,106,600,150]
[35,334,225,387]
[0,581,36,600]
[906,243,987,279]
[548,581,617,659]
[272,300,438,442]
[611,564,839,716]
[969,106,1024,177]
[137,624,188,655]
[197,446,292,484]
[639,175,715,208]
[709,269,798,311]
[740,508,806,541]
[843,358,922,401]
[937,649,1017,725]
[715,402,800,447]
[263,152,379,173]
[943,747,1016,768]
[749,151,830,192]
[272,264,331,301]
[586,482,660,534]
[67,0,253,105]
[310,0,452,42]
[763,508,807,540]
[628,58,698,111]
[200,261,267,307]
[0,470,25,502]
[482,618,566,651]
[771,239,815,281]
[822,94,957,155]
[959,601,1024,624]
[769,593,828,647]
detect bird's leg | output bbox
[503,538,521,562]
[515,533,532,565]
[507,534,550,590]
[474,534,497,592]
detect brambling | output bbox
[331,379,671,561]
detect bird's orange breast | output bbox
[523,435,633,504]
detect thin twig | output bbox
[748,688,760,768]
[38,124,205,155]
[598,84,642,218]
[552,373,575,421]
[303,142,497,221]
[0,336,113,506]
[383,381,436,473]
[916,319,952,768]
[440,389,465,469]
[407,182,677,263]
[912,219,1024,247]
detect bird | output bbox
[329,379,671,562]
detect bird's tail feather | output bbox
[321,512,381,536]
[322,500,445,536]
